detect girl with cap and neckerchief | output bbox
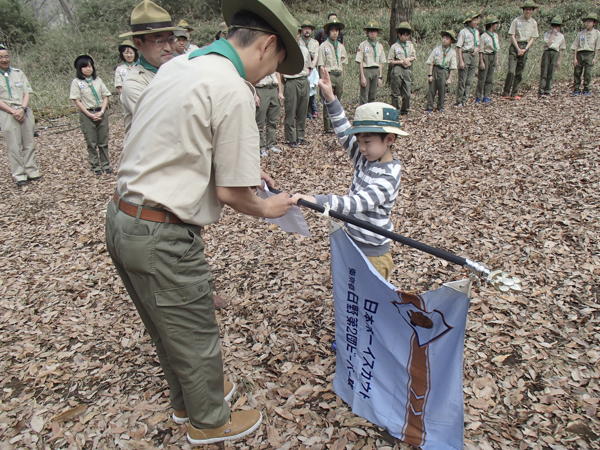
[114,40,139,95]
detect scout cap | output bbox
[345,102,409,137]
[463,10,481,24]
[582,13,598,23]
[73,54,94,69]
[218,21,228,33]
[484,15,499,25]
[521,0,538,10]
[364,19,382,31]
[323,17,345,33]
[119,0,177,38]
[301,20,315,29]
[177,19,194,31]
[118,40,136,53]
[0,44,6,51]
[441,30,457,42]
[173,28,187,38]
[550,16,562,26]
[221,0,303,75]
[395,22,413,33]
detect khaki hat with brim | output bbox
[521,0,538,9]
[119,0,177,38]
[583,13,598,22]
[221,0,303,75]
[74,54,94,69]
[118,40,136,52]
[178,19,194,31]
[441,30,457,42]
[323,17,345,33]
[173,28,187,38]
[485,15,499,25]
[345,102,409,137]
[218,21,228,33]
[364,19,382,31]
[395,22,413,33]
[463,10,481,24]
[301,20,315,29]
[550,16,562,26]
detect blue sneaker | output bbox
[475,98,482,104]
[483,97,490,103]
[584,92,590,96]
[427,109,432,113]
[573,92,580,96]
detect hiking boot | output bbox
[16,180,27,186]
[93,170,102,175]
[104,168,113,174]
[172,381,237,425]
[187,410,262,445]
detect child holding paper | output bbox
[292,68,408,280]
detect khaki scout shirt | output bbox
[480,31,500,54]
[255,73,279,87]
[508,16,539,43]
[114,63,134,88]
[69,77,111,110]
[355,39,386,68]
[543,31,566,51]
[120,65,155,135]
[317,39,348,72]
[426,45,458,70]
[300,37,319,61]
[388,41,416,65]
[571,29,600,52]
[284,45,311,79]
[456,27,480,52]
[0,68,32,107]
[117,53,261,227]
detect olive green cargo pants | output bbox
[390,65,412,113]
[573,51,594,94]
[255,86,280,151]
[79,111,109,172]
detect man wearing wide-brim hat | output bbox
[356,20,386,105]
[300,20,320,118]
[118,0,177,135]
[502,0,539,99]
[388,22,416,114]
[105,0,302,445]
[570,13,600,95]
[539,16,566,96]
[455,10,481,106]
[177,19,200,53]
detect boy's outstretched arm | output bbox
[319,67,335,102]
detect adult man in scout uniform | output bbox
[317,17,347,133]
[300,20,320,118]
[177,19,200,53]
[502,0,539,100]
[284,27,312,147]
[456,10,481,106]
[255,73,283,157]
[571,13,600,96]
[105,0,301,445]
[119,0,176,136]
[0,44,41,186]
[388,22,416,114]
[356,20,387,105]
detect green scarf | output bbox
[327,37,340,67]
[137,55,159,74]
[1,67,12,99]
[302,35,311,46]
[84,77,101,106]
[484,31,497,52]
[466,26,478,47]
[189,39,246,79]
[397,40,408,58]
[367,38,378,61]
[441,45,451,68]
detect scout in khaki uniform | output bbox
[356,20,387,105]
[0,45,41,186]
[114,40,138,95]
[502,0,539,99]
[119,0,176,136]
[456,11,481,106]
[317,17,347,133]
[426,31,457,112]
[70,55,112,175]
[388,22,416,114]
[284,28,312,146]
[300,20,319,118]
[177,19,199,53]
[171,28,189,56]
[571,13,600,96]
[539,17,566,96]
[255,73,283,156]
[104,0,301,444]
[475,15,500,103]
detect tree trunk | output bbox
[389,0,415,45]
[57,0,80,36]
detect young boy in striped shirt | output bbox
[293,69,408,280]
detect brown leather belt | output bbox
[113,192,183,224]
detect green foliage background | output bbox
[2,0,599,117]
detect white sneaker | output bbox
[260,149,268,157]
[269,146,282,154]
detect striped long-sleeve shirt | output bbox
[315,98,401,256]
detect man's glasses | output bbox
[0,56,10,61]
[145,36,177,46]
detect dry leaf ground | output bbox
[1,82,599,449]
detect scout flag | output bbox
[329,220,471,449]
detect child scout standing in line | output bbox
[571,13,600,96]
[456,10,481,107]
[356,20,387,105]
[539,17,566,96]
[114,40,138,95]
[475,15,500,103]
[317,17,347,133]
[299,20,320,118]
[255,73,283,157]
[426,31,458,113]
[292,68,408,281]
[502,0,539,100]
[388,22,416,115]
[70,55,112,175]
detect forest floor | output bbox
[1,81,599,449]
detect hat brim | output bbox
[344,126,409,137]
[441,32,456,42]
[301,24,315,29]
[222,0,303,75]
[463,14,481,23]
[583,17,598,22]
[486,20,499,25]
[364,27,382,31]
[119,26,177,38]
[324,22,345,33]
[395,27,413,33]
[118,44,136,53]
[74,54,94,68]
[521,4,538,9]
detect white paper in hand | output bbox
[257,182,311,237]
